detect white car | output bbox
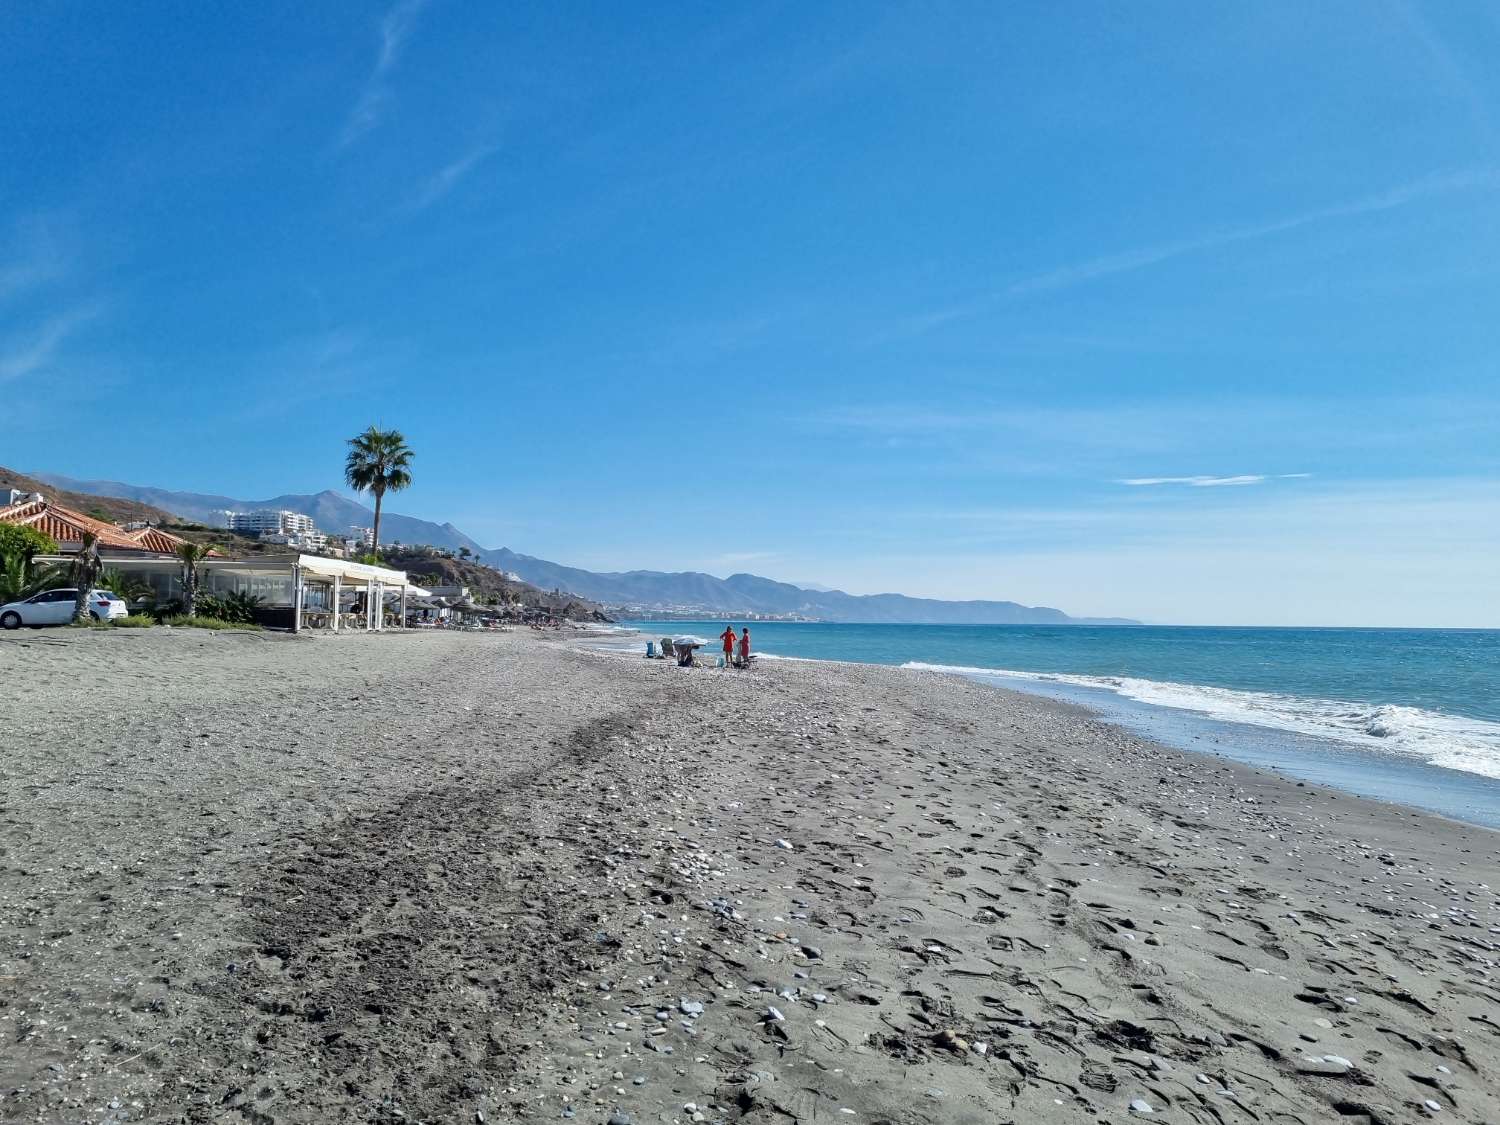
[0,588,129,628]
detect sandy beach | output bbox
[2,627,1497,1125]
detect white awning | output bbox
[386,583,431,598]
[295,554,410,585]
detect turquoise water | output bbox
[605,622,1500,828]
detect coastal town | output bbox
[0,440,605,634]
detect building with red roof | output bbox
[0,493,209,557]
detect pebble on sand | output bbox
[934,1029,969,1053]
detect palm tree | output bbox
[175,542,215,617]
[71,532,102,624]
[0,549,29,602]
[0,548,64,603]
[344,426,413,555]
[99,568,155,609]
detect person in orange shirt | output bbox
[738,627,751,668]
[719,624,737,665]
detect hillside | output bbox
[381,551,609,621]
[30,472,485,555]
[483,547,1135,624]
[1,467,177,526]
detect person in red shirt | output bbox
[738,627,751,668]
[719,624,737,664]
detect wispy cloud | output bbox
[0,306,98,382]
[411,143,498,210]
[1117,473,1311,488]
[231,328,410,421]
[0,255,64,303]
[0,216,70,302]
[1388,0,1493,142]
[888,167,1500,338]
[340,0,429,148]
[822,402,1218,453]
[1009,169,1498,298]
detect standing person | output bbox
[738,626,751,668]
[719,624,737,666]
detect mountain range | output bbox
[483,548,1134,624]
[30,471,1136,625]
[33,471,487,555]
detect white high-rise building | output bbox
[227,509,316,536]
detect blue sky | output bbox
[3,2,1499,626]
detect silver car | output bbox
[0,588,129,628]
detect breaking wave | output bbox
[902,662,1500,781]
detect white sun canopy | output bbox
[289,555,423,634]
[295,554,409,585]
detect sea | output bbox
[591,622,1500,831]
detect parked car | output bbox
[0,588,129,628]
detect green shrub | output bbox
[98,568,155,606]
[161,615,262,631]
[221,590,264,623]
[194,592,229,620]
[185,592,261,624]
[114,614,156,628]
[0,524,58,559]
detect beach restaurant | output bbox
[2,492,426,631]
[99,553,427,633]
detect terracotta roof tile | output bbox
[125,527,201,554]
[0,498,214,556]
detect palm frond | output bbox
[344,426,415,496]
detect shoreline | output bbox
[587,623,1500,831]
[3,628,1497,1123]
[585,628,1500,836]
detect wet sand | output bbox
[1,627,1497,1124]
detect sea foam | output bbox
[902,662,1500,781]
